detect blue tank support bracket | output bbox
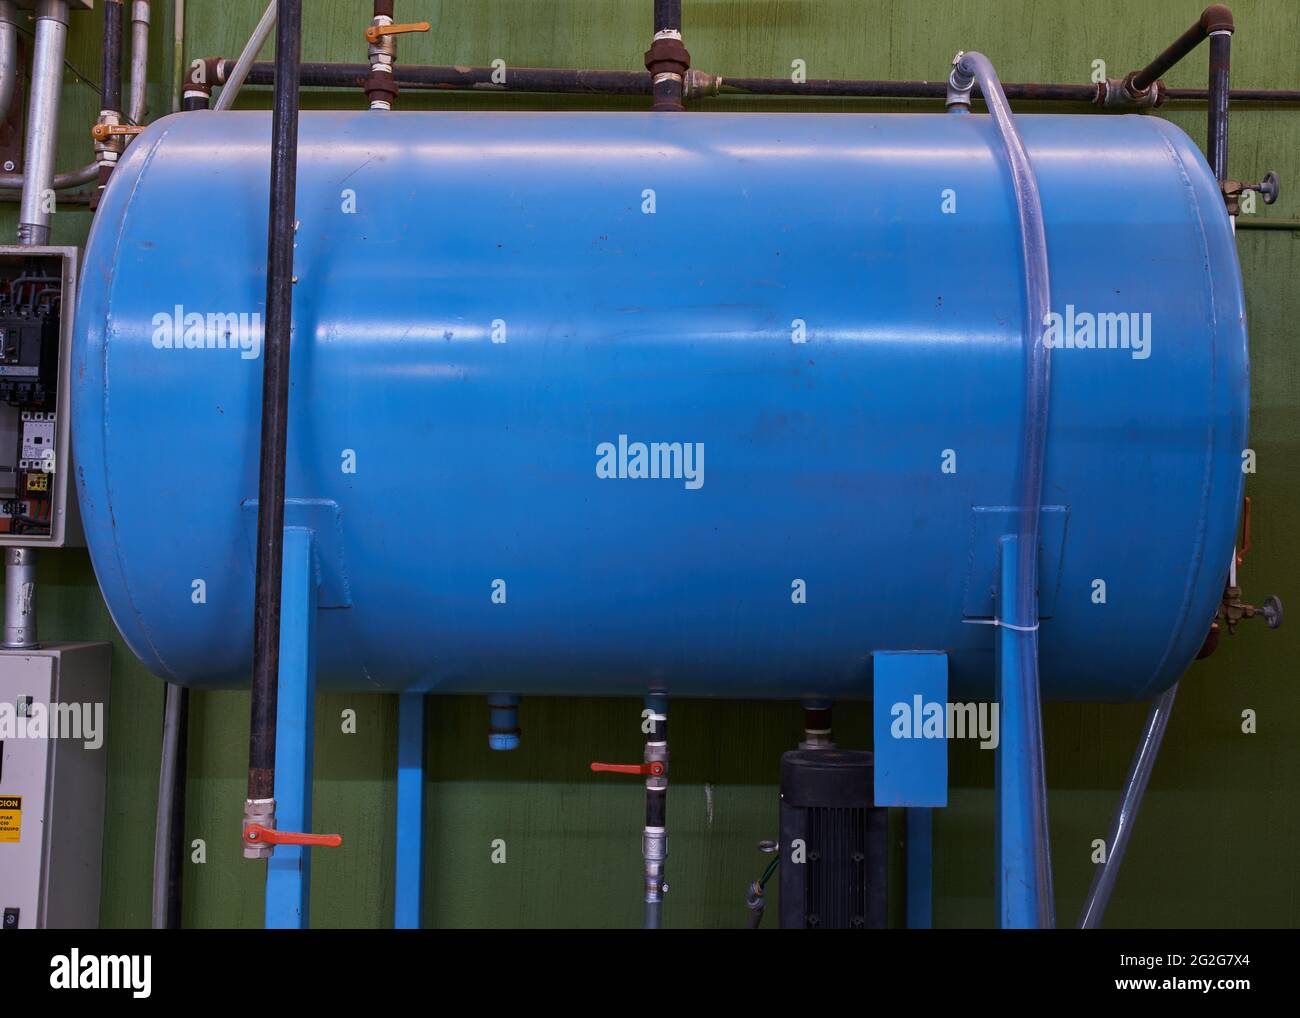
[995,534,1055,928]
[872,652,949,807]
[394,693,426,928]
[265,526,320,929]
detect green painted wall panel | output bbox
[0,0,1295,928]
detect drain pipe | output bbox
[1077,685,1178,928]
[949,50,1055,928]
[242,0,302,860]
[645,0,689,111]
[18,0,70,245]
[0,2,17,120]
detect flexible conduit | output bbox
[949,50,1056,926]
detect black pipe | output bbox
[165,686,189,928]
[1208,29,1232,180]
[220,58,1300,107]
[646,0,688,111]
[247,0,303,809]
[101,0,124,113]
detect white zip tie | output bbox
[962,618,1040,632]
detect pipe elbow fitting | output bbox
[1201,4,1234,34]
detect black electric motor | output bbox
[778,749,888,929]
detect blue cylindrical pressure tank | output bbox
[73,110,1247,702]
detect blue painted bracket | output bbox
[265,527,320,930]
[872,652,949,807]
[394,693,426,929]
[995,534,1054,929]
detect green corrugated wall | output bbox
[3,0,1296,928]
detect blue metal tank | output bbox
[72,110,1247,701]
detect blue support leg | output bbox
[995,534,1053,928]
[394,692,426,929]
[265,527,319,929]
[906,807,933,928]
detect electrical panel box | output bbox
[0,642,111,929]
[0,246,80,547]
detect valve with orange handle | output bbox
[243,823,342,850]
[91,123,144,143]
[591,760,665,777]
[365,21,430,44]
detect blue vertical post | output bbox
[905,807,933,928]
[394,693,426,929]
[995,534,1053,928]
[265,528,318,929]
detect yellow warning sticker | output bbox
[0,796,21,843]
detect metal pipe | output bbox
[171,0,184,113]
[152,682,188,928]
[216,60,1300,106]
[94,0,125,202]
[643,697,668,928]
[213,1,277,112]
[18,0,70,245]
[0,163,99,192]
[1208,29,1232,181]
[243,0,302,857]
[949,50,1055,928]
[646,0,688,111]
[101,0,124,114]
[3,547,37,648]
[128,0,151,126]
[1077,684,1179,928]
[0,1,18,119]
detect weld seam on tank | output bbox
[1132,120,1225,700]
[949,50,1055,927]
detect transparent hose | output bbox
[950,50,1055,926]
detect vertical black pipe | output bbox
[101,0,124,112]
[1208,30,1232,181]
[166,686,189,927]
[645,0,688,111]
[247,0,303,806]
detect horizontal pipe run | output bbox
[209,59,1300,106]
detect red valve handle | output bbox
[243,824,342,849]
[590,761,665,776]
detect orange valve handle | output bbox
[365,21,430,43]
[590,761,665,777]
[91,123,145,142]
[243,824,342,848]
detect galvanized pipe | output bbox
[3,547,37,648]
[128,0,151,126]
[18,0,70,246]
[1077,684,1179,928]
[647,0,687,112]
[0,1,18,120]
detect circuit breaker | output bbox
[0,642,111,928]
[0,246,80,546]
